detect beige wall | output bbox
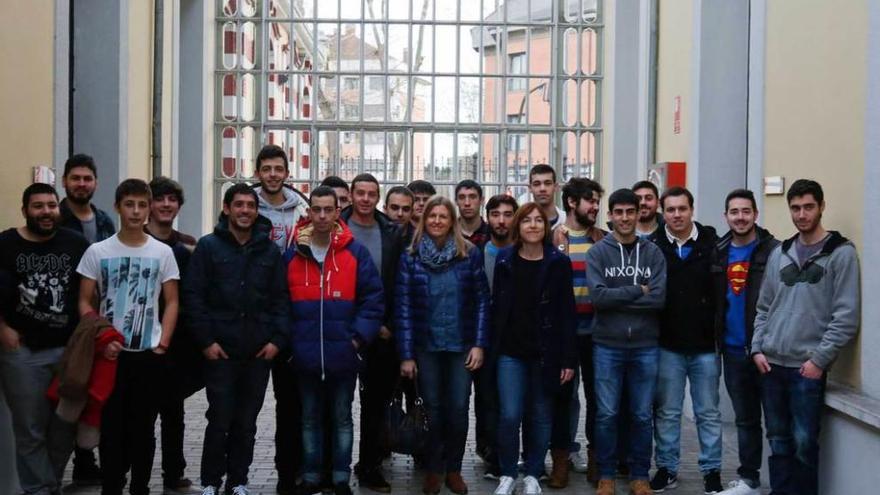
[654,0,692,164]
[0,1,55,229]
[762,0,868,386]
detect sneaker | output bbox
[523,475,542,495]
[718,479,760,495]
[649,468,678,492]
[703,470,722,494]
[493,476,516,495]
[538,470,550,482]
[357,468,391,493]
[333,483,353,495]
[200,487,217,495]
[230,486,250,495]
[483,464,501,480]
[569,451,589,473]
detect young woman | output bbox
[490,203,577,495]
[396,195,491,495]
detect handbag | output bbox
[384,377,429,455]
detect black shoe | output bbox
[333,483,353,495]
[72,449,102,486]
[650,467,678,492]
[357,468,391,493]
[296,483,323,495]
[163,477,197,493]
[703,470,722,494]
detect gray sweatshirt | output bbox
[751,231,861,369]
[255,186,309,253]
[585,234,667,348]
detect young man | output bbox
[584,188,666,495]
[252,144,308,494]
[341,174,401,492]
[751,179,860,495]
[184,184,289,495]
[455,179,490,248]
[286,186,384,495]
[145,176,202,493]
[711,189,778,495]
[649,187,723,494]
[77,179,180,495]
[632,181,662,238]
[383,185,415,228]
[528,164,566,228]
[321,176,352,211]
[406,180,436,230]
[484,195,518,292]
[60,154,116,244]
[0,183,90,495]
[549,178,606,487]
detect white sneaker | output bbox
[230,486,250,495]
[718,479,760,495]
[523,475,542,495]
[494,476,516,495]
[568,451,589,473]
[200,487,216,495]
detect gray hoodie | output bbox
[751,231,860,369]
[255,185,309,253]
[585,234,667,348]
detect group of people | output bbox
[0,145,859,495]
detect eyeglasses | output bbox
[309,206,338,215]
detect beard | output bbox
[490,228,509,242]
[574,210,596,228]
[26,214,58,237]
[65,188,94,205]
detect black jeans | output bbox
[722,351,763,486]
[272,355,302,488]
[357,337,399,473]
[473,352,499,464]
[100,351,165,495]
[201,358,272,489]
[159,337,205,483]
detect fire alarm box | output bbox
[646,162,687,193]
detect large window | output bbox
[216,0,602,203]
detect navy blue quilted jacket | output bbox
[395,243,491,361]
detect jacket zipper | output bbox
[319,261,326,381]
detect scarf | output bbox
[417,235,458,270]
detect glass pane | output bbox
[288,130,312,180]
[561,130,577,180]
[221,74,237,121]
[436,0,456,21]
[222,23,237,69]
[460,0,481,22]
[341,24,362,70]
[529,0,552,23]
[365,76,385,122]
[582,28,598,75]
[388,76,409,122]
[241,22,257,70]
[266,129,286,150]
[241,73,256,122]
[413,0,433,21]
[389,0,409,20]
[365,0,385,20]
[317,23,340,71]
[269,0,292,18]
[506,27,527,72]
[222,0,237,16]
[434,76,456,123]
[528,27,550,75]
[241,0,258,17]
[318,130,339,178]
[457,133,479,180]
[293,0,316,18]
[342,0,362,18]
[267,73,289,121]
[221,127,237,178]
[459,25,480,74]
[506,130,528,184]
[317,76,338,120]
[388,24,410,72]
[435,25,457,73]
[412,77,432,122]
[240,126,256,178]
[340,76,361,121]
[564,28,578,75]
[433,133,454,182]
[579,131,596,178]
[584,0,598,22]
[580,79,597,126]
[562,78,577,126]
[412,132,433,180]
[480,27,501,75]
[526,78,550,125]
[480,133,500,183]
[386,131,407,182]
[481,77,501,124]
[317,0,339,18]
[364,24,387,72]
[268,22,291,70]
[293,76,311,120]
[564,0,580,23]
[363,132,385,179]
[458,77,480,123]
[340,130,361,179]
[412,25,433,73]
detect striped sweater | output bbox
[552,224,606,335]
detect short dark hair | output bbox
[486,194,519,213]
[660,186,694,209]
[454,179,483,199]
[223,183,258,206]
[510,202,551,246]
[320,175,349,190]
[149,176,185,206]
[561,178,603,213]
[115,179,152,205]
[786,179,824,204]
[256,144,289,172]
[528,164,557,183]
[22,183,59,209]
[607,188,640,211]
[407,180,436,196]
[385,185,414,205]
[725,188,757,212]
[631,180,659,197]
[350,173,379,192]
[310,185,338,208]
[63,154,97,178]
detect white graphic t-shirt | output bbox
[77,234,180,351]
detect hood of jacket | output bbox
[293,218,354,259]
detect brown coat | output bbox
[551,223,606,255]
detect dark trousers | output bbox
[272,356,302,488]
[760,365,825,495]
[201,358,271,489]
[100,351,165,495]
[723,351,763,486]
[578,335,597,447]
[416,350,472,473]
[159,342,205,483]
[357,337,399,473]
[473,351,499,464]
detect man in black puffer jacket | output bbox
[649,187,723,495]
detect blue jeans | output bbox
[760,365,825,495]
[416,349,472,473]
[201,358,271,489]
[298,373,357,484]
[593,343,658,480]
[496,355,553,478]
[0,346,74,495]
[653,349,722,475]
[723,351,763,486]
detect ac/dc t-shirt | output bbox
[77,234,179,351]
[0,228,90,349]
[724,239,758,353]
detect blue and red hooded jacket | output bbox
[284,219,384,379]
